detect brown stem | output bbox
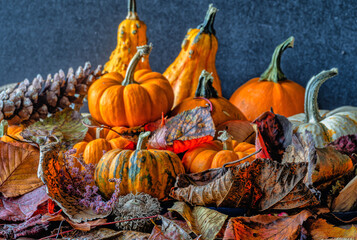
[126,0,139,20]
[136,131,151,150]
[217,130,233,150]
[194,70,218,98]
[223,148,261,168]
[81,119,123,138]
[259,36,294,83]
[96,127,102,139]
[122,44,152,86]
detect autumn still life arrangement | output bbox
[1,1,357,239]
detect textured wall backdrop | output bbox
[0,0,356,110]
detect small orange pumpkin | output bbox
[72,127,134,168]
[182,130,256,173]
[94,131,185,199]
[171,70,246,126]
[104,0,151,75]
[229,36,305,121]
[88,45,174,127]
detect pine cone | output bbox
[0,62,102,125]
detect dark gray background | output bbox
[0,0,356,110]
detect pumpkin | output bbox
[103,0,151,75]
[88,44,174,127]
[229,36,305,121]
[94,131,185,199]
[171,70,246,126]
[182,130,256,173]
[72,126,135,168]
[288,68,357,148]
[0,120,24,142]
[164,4,221,107]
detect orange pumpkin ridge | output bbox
[229,36,305,121]
[103,0,151,75]
[164,4,221,107]
[171,70,246,127]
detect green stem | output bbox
[136,131,151,150]
[304,68,338,123]
[126,0,139,20]
[0,120,8,138]
[259,36,294,83]
[197,4,217,35]
[122,44,152,86]
[217,130,233,150]
[194,70,218,98]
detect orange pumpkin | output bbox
[171,70,246,126]
[0,120,24,142]
[88,45,174,127]
[164,4,221,107]
[94,131,185,199]
[229,36,305,121]
[72,126,134,168]
[103,0,151,75]
[182,130,256,173]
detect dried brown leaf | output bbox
[307,218,357,239]
[223,210,312,240]
[0,141,42,198]
[0,185,49,221]
[168,201,228,240]
[171,158,320,210]
[332,175,357,212]
[148,216,195,240]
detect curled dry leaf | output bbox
[253,111,293,161]
[223,210,312,240]
[148,106,215,153]
[168,201,228,240]
[0,185,49,221]
[0,141,42,198]
[215,120,255,143]
[21,108,87,146]
[306,218,357,239]
[332,175,357,212]
[171,158,320,210]
[148,216,195,240]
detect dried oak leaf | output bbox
[0,185,49,221]
[62,228,150,240]
[21,108,87,146]
[170,158,320,210]
[223,210,312,240]
[306,218,357,239]
[0,141,42,198]
[38,142,110,223]
[168,201,228,240]
[148,106,215,153]
[149,216,196,240]
[331,175,357,212]
[253,111,293,161]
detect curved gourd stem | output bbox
[197,4,217,35]
[126,0,139,20]
[194,70,218,98]
[136,131,151,150]
[217,130,233,150]
[122,44,152,86]
[259,36,294,83]
[304,68,338,123]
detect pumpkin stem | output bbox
[126,0,139,20]
[0,120,8,138]
[96,127,103,139]
[218,130,233,150]
[304,68,338,123]
[136,131,151,150]
[197,4,217,35]
[122,44,152,86]
[259,36,294,83]
[195,70,218,98]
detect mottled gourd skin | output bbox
[230,37,305,121]
[288,68,357,148]
[171,70,246,127]
[164,4,221,107]
[88,45,174,127]
[104,0,151,75]
[94,132,185,200]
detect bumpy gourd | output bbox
[104,0,151,75]
[94,131,185,199]
[164,4,221,107]
[88,45,174,127]
[288,68,357,148]
[171,70,246,126]
[229,37,305,121]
